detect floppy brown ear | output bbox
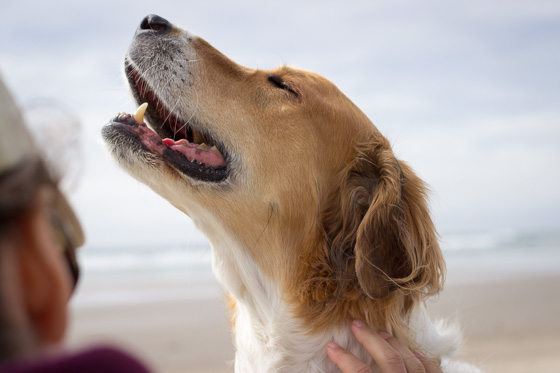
[324,135,444,300]
[356,136,444,299]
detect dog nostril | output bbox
[139,14,172,32]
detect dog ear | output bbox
[324,135,444,300]
[355,136,444,299]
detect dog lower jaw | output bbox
[102,113,229,183]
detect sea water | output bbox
[70,230,560,308]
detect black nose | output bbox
[139,14,172,32]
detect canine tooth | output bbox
[133,103,148,123]
[192,130,205,144]
[197,143,209,151]
[210,146,223,157]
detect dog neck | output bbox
[208,233,375,373]
[202,221,462,373]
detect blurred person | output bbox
[0,73,442,373]
[0,74,151,372]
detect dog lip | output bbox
[105,113,229,183]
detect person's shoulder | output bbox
[0,346,153,373]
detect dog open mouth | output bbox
[103,65,229,183]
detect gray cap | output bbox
[0,73,84,249]
[0,74,36,173]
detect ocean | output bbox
[70,229,560,308]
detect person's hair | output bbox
[0,156,57,360]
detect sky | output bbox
[1,0,559,249]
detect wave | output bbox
[77,243,213,275]
[440,230,560,252]
[77,230,560,276]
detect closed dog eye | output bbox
[267,75,299,98]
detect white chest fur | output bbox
[208,234,374,372]
[207,233,479,373]
[233,301,375,373]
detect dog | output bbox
[103,14,481,373]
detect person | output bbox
[0,73,441,373]
[0,75,152,373]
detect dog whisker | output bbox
[162,94,182,130]
[176,89,199,135]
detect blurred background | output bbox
[1,1,559,372]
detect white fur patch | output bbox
[211,237,482,373]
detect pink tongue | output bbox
[163,138,225,168]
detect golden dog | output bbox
[103,14,480,373]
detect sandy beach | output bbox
[428,275,560,372]
[67,249,560,373]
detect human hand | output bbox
[326,320,443,373]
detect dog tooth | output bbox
[197,143,209,151]
[192,130,205,144]
[133,102,148,124]
[210,146,223,157]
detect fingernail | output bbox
[378,331,392,340]
[352,319,366,328]
[327,342,339,349]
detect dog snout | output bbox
[138,14,172,33]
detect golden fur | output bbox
[183,43,447,346]
[104,19,448,367]
[293,136,445,348]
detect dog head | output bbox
[103,14,444,340]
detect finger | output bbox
[414,351,444,373]
[380,332,425,373]
[327,342,374,373]
[351,320,406,373]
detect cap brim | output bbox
[52,188,85,249]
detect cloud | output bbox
[391,110,560,232]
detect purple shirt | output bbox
[0,347,153,373]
